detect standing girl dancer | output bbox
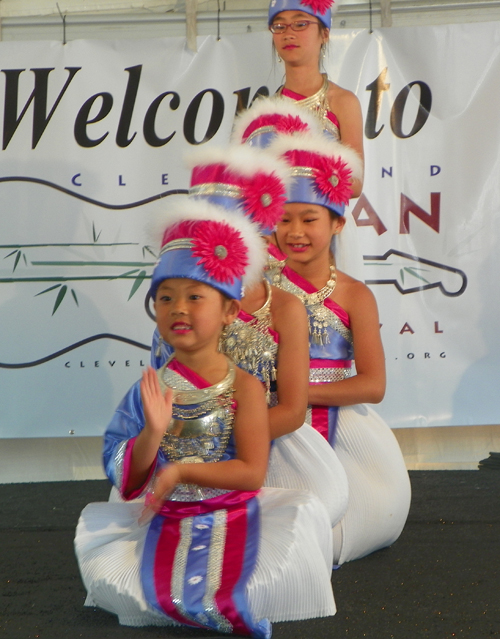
[260,0,366,280]
[268,0,364,197]
[269,131,411,565]
[75,201,335,635]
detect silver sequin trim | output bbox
[171,517,200,625]
[202,509,233,633]
[245,125,276,143]
[160,366,198,392]
[305,407,312,425]
[169,483,230,502]
[160,238,193,255]
[189,183,242,199]
[114,440,128,492]
[309,367,351,383]
[160,359,236,405]
[290,166,316,179]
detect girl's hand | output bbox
[140,367,173,437]
[139,463,180,524]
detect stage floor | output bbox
[1,471,499,639]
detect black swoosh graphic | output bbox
[0,176,188,209]
[0,333,150,369]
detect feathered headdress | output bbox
[269,132,363,216]
[186,144,290,235]
[150,199,266,300]
[231,96,322,149]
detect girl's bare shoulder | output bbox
[335,270,377,309]
[233,365,265,396]
[327,81,361,110]
[270,284,308,322]
[271,284,304,309]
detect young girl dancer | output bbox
[75,200,335,635]
[269,131,411,565]
[264,0,366,280]
[151,144,349,527]
[232,92,364,281]
[268,0,364,196]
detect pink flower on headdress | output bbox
[191,220,248,284]
[301,0,334,15]
[313,155,353,205]
[242,172,287,231]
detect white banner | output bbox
[0,23,498,438]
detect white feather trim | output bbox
[268,132,364,182]
[184,144,290,188]
[230,95,323,145]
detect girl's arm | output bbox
[329,85,364,198]
[308,280,386,407]
[268,288,309,438]
[124,367,173,495]
[150,368,270,502]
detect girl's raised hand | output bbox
[140,367,173,437]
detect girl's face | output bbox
[271,10,328,67]
[155,278,239,354]
[275,202,344,266]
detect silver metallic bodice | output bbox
[265,250,287,288]
[273,269,353,347]
[157,359,236,501]
[221,281,278,403]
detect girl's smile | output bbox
[170,321,192,334]
[286,242,310,253]
[154,278,239,356]
[276,202,345,274]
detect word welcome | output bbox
[1,65,430,150]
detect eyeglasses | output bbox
[269,20,319,34]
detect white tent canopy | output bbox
[1,0,500,37]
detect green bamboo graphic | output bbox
[1,237,157,313]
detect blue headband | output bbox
[268,0,333,28]
[287,174,345,216]
[150,242,243,301]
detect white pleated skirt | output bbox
[328,404,412,565]
[264,422,349,529]
[74,486,335,628]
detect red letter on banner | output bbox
[400,193,440,234]
[351,194,388,235]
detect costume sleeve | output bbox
[102,381,168,499]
